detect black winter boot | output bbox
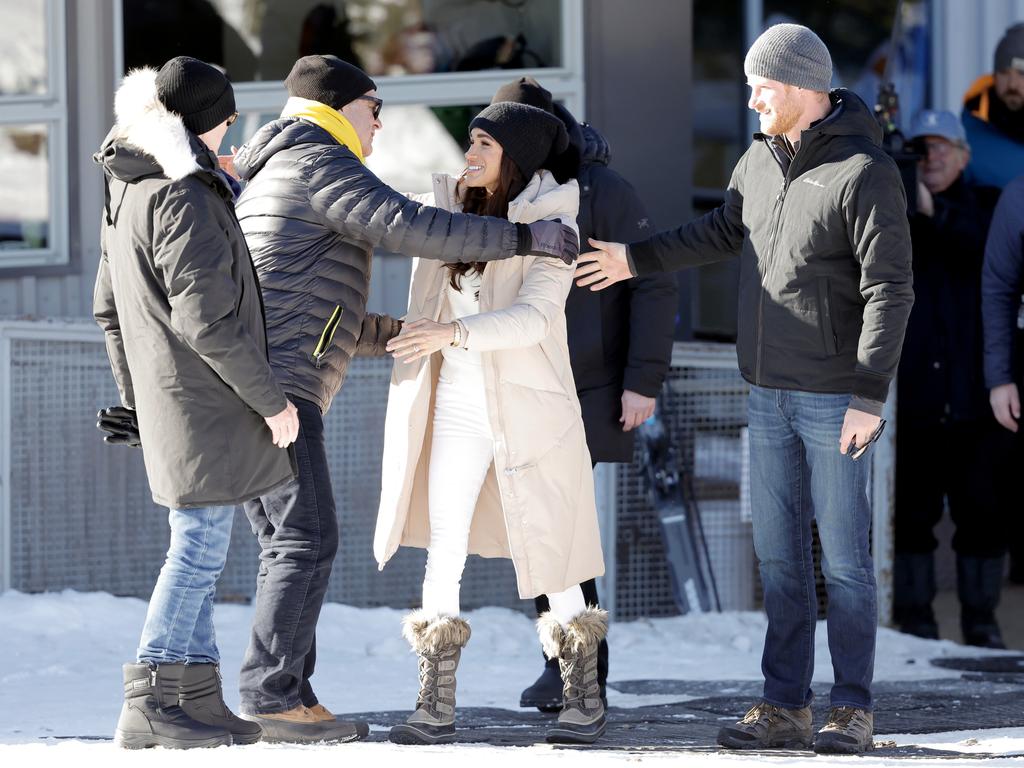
[520,656,564,712]
[893,552,939,639]
[114,663,232,749]
[958,555,1007,649]
[178,664,262,745]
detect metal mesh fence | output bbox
[6,332,843,621]
[614,349,757,619]
[6,335,519,610]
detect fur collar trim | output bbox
[112,67,202,181]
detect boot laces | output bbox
[741,702,780,726]
[416,650,455,712]
[827,706,858,730]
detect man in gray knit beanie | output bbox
[744,23,833,93]
[577,20,913,758]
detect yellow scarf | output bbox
[280,96,365,163]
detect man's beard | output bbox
[759,100,801,136]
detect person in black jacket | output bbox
[231,55,580,744]
[894,110,1009,649]
[95,56,297,750]
[488,77,677,712]
[576,24,913,755]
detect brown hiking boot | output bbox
[717,701,813,750]
[241,704,367,744]
[813,706,873,754]
[388,612,471,745]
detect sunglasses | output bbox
[226,111,239,127]
[356,95,383,120]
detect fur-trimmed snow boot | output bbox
[537,607,608,744]
[114,663,232,749]
[388,611,471,745]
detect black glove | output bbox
[97,405,141,448]
[516,220,579,265]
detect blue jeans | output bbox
[748,385,876,711]
[137,505,235,665]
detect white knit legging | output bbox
[422,360,586,627]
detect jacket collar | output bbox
[429,170,579,225]
[101,67,209,181]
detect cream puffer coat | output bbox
[373,170,604,599]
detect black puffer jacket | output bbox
[560,114,677,462]
[630,90,913,408]
[234,118,530,414]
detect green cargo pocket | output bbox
[312,305,344,368]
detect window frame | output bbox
[114,0,586,126]
[0,0,69,269]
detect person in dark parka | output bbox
[489,76,677,711]
[95,57,299,749]
[230,55,581,743]
[893,110,1009,649]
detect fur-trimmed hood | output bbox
[96,67,211,182]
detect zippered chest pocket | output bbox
[313,305,345,368]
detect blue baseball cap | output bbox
[908,109,967,147]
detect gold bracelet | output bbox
[450,321,462,348]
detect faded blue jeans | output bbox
[137,505,235,665]
[748,385,877,711]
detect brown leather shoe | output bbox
[241,705,368,744]
[307,704,336,722]
[255,704,319,723]
[813,706,874,754]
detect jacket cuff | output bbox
[848,395,885,417]
[626,241,656,276]
[622,369,664,399]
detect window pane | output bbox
[0,124,49,250]
[123,0,563,82]
[0,0,47,96]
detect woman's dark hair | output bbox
[446,151,528,293]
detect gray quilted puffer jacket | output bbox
[234,117,526,414]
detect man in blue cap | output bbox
[894,110,1008,649]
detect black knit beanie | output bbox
[285,55,377,110]
[492,76,554,113]
[469,102,569,181]
[155,56,236,135]
[995,22,1024,73]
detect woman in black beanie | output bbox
[374,102,607,746]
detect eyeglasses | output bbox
[356,95,383,120]
[226,111,239,127]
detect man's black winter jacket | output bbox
[629,90,914,410]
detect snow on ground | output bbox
[2,590,1022,765]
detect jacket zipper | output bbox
[755,179,788,383]
[312,305,344,368]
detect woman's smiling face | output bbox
[463,128,504,193]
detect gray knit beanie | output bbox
[744,23,833,92]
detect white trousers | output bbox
[422,359,585,626]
